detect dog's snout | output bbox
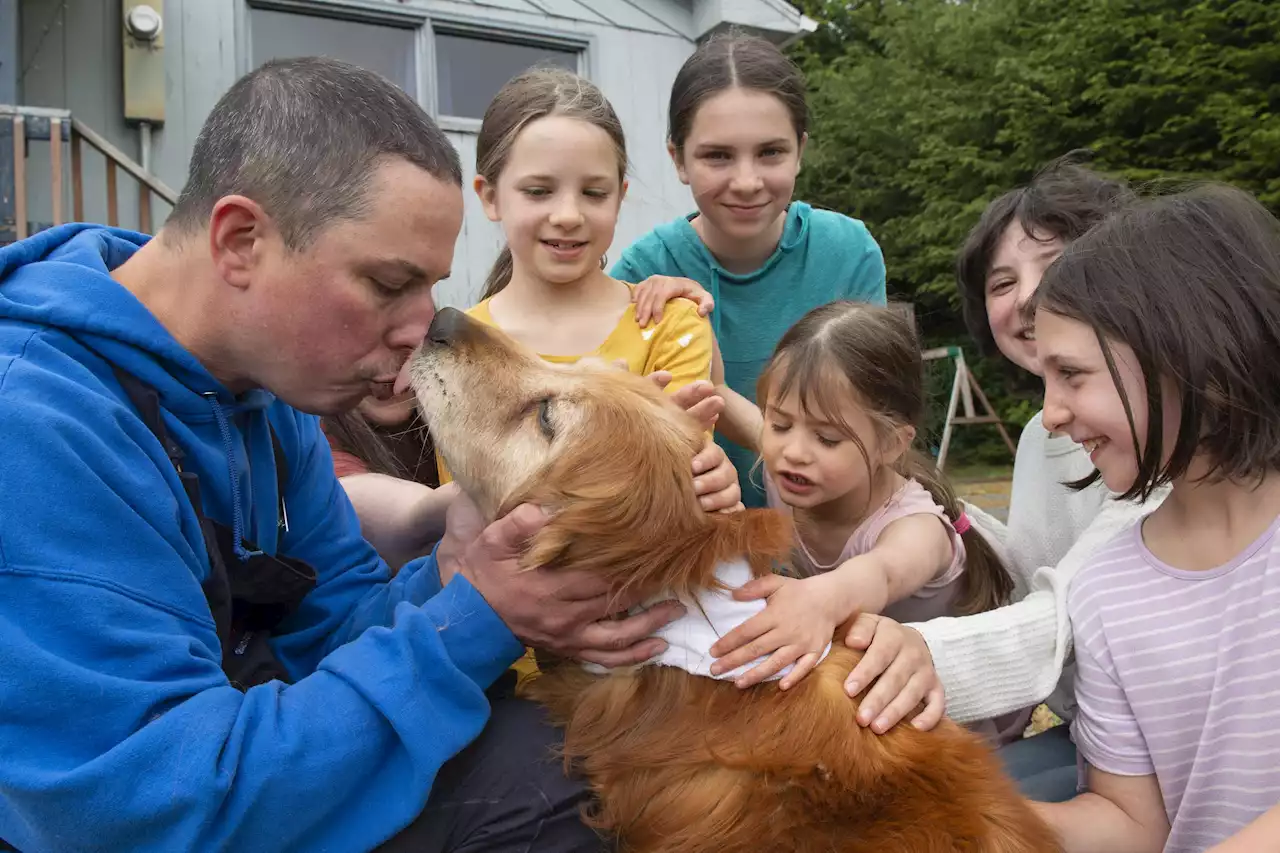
[427,307,468,347]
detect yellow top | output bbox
[435,292,713,486]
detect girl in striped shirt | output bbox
[1030,184,1280,852]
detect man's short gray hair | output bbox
[167,56,463,248]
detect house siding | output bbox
[13,0,715,307]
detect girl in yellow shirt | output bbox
[441,68,713,682]
[436,66,713,488]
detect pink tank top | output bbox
[764,474,1032,745]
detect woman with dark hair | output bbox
[322,392,456,571]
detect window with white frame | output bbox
[249,7,420,99]
[245,3,586,130]
[433,31,581,121]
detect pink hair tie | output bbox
[953,512,972,536]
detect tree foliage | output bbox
[788,0,1280,462]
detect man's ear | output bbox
[208,195,272,291]
[474,174,500,223]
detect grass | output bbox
[946,462,1015,484]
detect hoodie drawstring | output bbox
[204,391,261,560]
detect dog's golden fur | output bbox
[411,307,1061,853]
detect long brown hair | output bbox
[476,66,628,301]
[668,31,808,154]
[321,410,409,479]
[756,301,1015,616]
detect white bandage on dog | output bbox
[584,558,833,682]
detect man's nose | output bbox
[386,287,439,352]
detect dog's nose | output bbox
[427,307,467,347]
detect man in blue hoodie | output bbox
[0,57,735,853]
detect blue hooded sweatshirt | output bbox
[611,202,887,507]
[0,225,524,852]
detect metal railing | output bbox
[2,104,178,241]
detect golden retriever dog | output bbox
[409,307,1061,853]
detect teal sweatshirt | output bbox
[0,225,524,852]
[612,202,887,507]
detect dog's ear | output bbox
[517,388,705,584]
[500,369,794,602]
[516,409,795,604]
[702,507,795,580]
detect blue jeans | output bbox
[998,724,1079,803]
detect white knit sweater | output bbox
[915,411,1167,724]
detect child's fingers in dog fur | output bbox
[911,684,947,731]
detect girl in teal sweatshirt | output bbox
[612,33,887,507]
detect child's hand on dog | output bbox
[707,572,856,690]
[843,613,945,733]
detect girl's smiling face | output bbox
[1036,309,1181,494]
[476,115,626,288]
[985,222,1064,376]
[670,87,805,250]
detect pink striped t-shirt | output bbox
[1068,514,1280,853]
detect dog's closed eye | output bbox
[518,396,556,440]
[537,398,555,439]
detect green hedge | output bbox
[789,0,1280,461]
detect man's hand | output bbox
[632,275,714,326]
[842,613,945,733]
[437,492,685,666]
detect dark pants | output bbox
[378,687,610,853]
[997,723,1080,803]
